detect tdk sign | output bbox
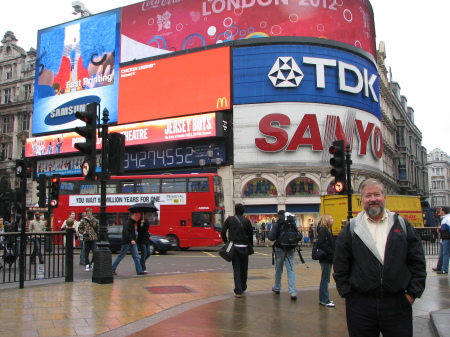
[233,45,381,119]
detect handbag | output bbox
[4,248,16,266]
[311,241,327,260]
[219,240,235,262]
[219,216,248,262]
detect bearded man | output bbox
[333,178,426,337]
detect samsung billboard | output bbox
[33,10,121,135]
[233,44,380,119]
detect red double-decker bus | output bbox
[52,173,225,249]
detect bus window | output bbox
[135,179,160,193]
[214,209,224,231]
[192,212,212,227]
[120,181,134,193]
[118,213,130,226]
[213,175,224,208]
[188,177,209,192]
[80,183,98,194]
[161,178,187,192]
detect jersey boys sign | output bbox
[233,44,380,119]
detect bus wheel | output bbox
[167,234,180,250]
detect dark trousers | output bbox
[84,240,97,265]
[346,291,413,337]
[231,246,249,295]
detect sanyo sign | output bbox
[233,44,381,119]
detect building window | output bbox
[3,88,11,103]
[5,67,12,80]
[1,143,11,159]
[242,178,277,197]
[2,116,11,133]
[396,126,405,146]
[287,177,320,196]
[20,114,29,131]
[24,84,32,100]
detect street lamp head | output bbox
[199,157,206,167]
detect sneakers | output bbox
[291,296,297,300]
[234,294,242,298]
[320,301,335,307]
[432,267,441,271]
[137,272,146,275]
[437,271,448,274]
[112,270,117,275]
[85,264,90,272]
[272,287,280,295]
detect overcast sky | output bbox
[1,0,448,154]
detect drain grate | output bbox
[146,285,195,294]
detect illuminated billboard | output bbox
[118,47,231,124]
[121,0,376,62]
[26,112,225,158]
[233,103,383,172]
[33,9,121,135]
[233,44,380,119]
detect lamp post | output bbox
[199,145,222,172]
[92,107,113,284]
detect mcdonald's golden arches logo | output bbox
[216,97,228,109]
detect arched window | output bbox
[242,178,277,197]
[286,178,319,196]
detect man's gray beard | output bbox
[366,206,384,217]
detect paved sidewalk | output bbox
[0,255,448,336]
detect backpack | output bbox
[277,217,302,250]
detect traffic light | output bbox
[49,174,61,207]
[37,174,47,207]
[74,102,98,180]
[329,140,347,195]
[15,159,24,177]
[108,132,125,175]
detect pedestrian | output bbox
[316,214,335,307]
[61,211,79,247]
[112,212,145,276]
[260,222,266,243]
[136,213,151,274]
[29,212,46,264]
[268,210,299,300]
[221,203,253,298]
[436,206,450,274]
[77,208,99,272]
[77,212,87,265]
[333,178,426,337]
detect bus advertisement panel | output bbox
[53,173,225,249]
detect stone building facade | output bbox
[427,148,450,208]
[0,31,35,221]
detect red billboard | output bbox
[26,112,219,158]
[121,0,376,62]
[118,47,231,124]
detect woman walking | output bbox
[317,214,335,307]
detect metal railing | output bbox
[415,227,440,255]
[0,229,75,288]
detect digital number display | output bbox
[124,141,226,171]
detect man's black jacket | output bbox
[333,212,426,299]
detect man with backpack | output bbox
[268,210,302,300]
